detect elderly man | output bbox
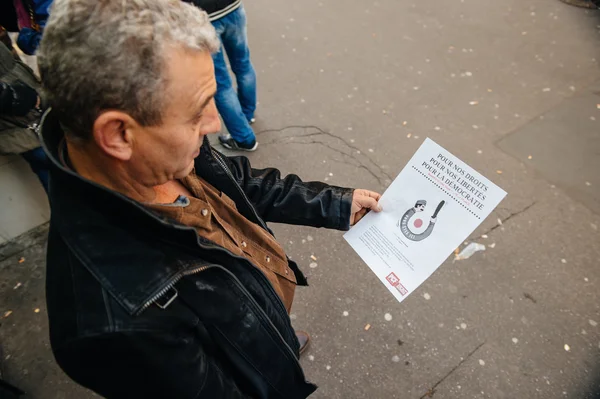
[38,1,381,398]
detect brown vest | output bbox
[146,171,297,313]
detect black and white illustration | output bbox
[397,199,445,241]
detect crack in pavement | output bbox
[257,125,393,187]
[419,341,486,399]
[329,157,386,186]
[469,201,537,241]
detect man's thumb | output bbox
[359,196,382,212]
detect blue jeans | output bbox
[211,5,257,146]
[21,146,49,193]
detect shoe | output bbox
[218,135,258,152]
[296,331,311,356]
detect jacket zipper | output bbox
[1,112,42,130]
[138,265,211,313]
[138,225,289,327]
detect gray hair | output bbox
[38,0,220,140]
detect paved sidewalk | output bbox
[1,0,600,398]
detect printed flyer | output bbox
[344,138,507,303]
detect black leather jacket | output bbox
[40,110,354,399]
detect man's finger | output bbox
[361,190,382,201]
[357,195,382,212]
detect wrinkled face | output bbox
[129,48,221,184]
[415,204,426,212]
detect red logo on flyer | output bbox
[386,272,408,296]
[386,272,400,286]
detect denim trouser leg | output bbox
[212,6,256,145]
[220,6,257,121]
[212,48,255,145]
[21,146,49,193]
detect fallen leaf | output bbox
[496,170,503,174]
[364,324,371,331]
[310,255,317,261]
[18,257,25,264]
[13,282,22,290]
[34,308,40,313]
[407,133,412,138]
[403,121,408,126]
[469,101,479,105]
[528,155,533,160]
[4,311,13,318]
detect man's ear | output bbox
[92,111,138,161]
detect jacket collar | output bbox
[40,110,214,315]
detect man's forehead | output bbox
[165,48,216,98]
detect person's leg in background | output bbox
[21,146,49,193]
[221,5,257,123]
[212,11,257,151]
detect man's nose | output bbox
[202,102,221,135]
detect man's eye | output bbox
[191,111,204,124]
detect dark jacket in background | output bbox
[0,41,42,154]
[41,108,354,398]
[0,3,18,32]
[183,0,242,21]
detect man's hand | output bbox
[350,189,382,226]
